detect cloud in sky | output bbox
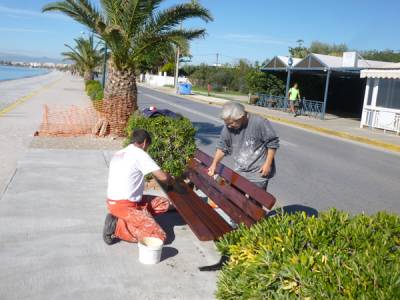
[0,5,69,20]
[0,27,48,33]
[221,34,293,46]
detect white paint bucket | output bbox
[138,237,163,264]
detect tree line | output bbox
[181,40,400,95]
[289,39,400,62]
[181,61,285,96]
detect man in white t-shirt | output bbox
[103,129,173,245]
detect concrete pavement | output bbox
[0,72,89,195]
[0,74,219,300]
[0,149,218,300]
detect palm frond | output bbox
[43,0,212,70]
[62,35,103,73]
[43,0,103,32]
[130,28,205,64]
[151,3,213,33]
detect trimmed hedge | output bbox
[216,209,400,299]
[85,80,98,91]
[125,113,196,177]
[84,80,103,109]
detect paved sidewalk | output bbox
[0,72,89,195]
[0,74,219,300]
[140,84,400,153]
[0,149,218,300]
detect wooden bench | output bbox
[159,149,276,241]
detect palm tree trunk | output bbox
[102,61,138,136]
[83,70,94,81]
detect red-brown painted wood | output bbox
[194,149,276,209]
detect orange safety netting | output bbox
[36,104,107,137]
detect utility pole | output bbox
[216,53,219,67]
[174,23,183,90]
[174,45,180,90]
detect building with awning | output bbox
[260,52,400,120]
[360,69,400,134]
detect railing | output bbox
[255,94,324,118]
[361,108,400,134]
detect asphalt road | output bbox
[138,86,400,215]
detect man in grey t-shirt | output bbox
[208,102,279,190]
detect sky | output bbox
[0,0,399,65]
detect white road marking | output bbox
[141,91,296,147]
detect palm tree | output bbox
[62,35,103,81]
[43,0,213,135]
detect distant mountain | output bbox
[0,52,64,64]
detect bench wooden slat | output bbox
[159,179,231,241]
[158,180,215,241]
[194,149,276,210]
[185,191,232,240]
[187,168,255,227]
[188,160,266,222]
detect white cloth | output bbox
[107,144,160,202]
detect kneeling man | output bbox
[103,129,173,245]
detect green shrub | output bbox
[85,80,99,91]
[94,89,103,101]
[86,81,102,100]
[216,209,400,299]
[125,114,196,177]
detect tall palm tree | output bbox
[43,0,213,135]
[62,35,103,80]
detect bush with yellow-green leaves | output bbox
[216,209,400,299]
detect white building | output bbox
[360,69,400,134]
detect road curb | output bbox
[140,84,400,153]
[0,78,61,117]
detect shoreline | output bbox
[0,65,52,83]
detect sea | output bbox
[0,65,49,81]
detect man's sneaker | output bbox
[103,214,120,245]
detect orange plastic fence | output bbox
[37,104,103,137]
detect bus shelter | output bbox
[260,53,397,119]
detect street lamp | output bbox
[285,56,293,102]
[101,43,107,89]
[288,56,293,67]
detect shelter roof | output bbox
[360,69,400,79]
[265,56,301,68]
[296,53,399,69]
